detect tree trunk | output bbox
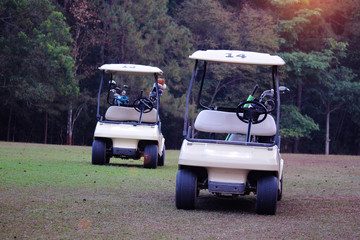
[44,111,48,144]
[100,44,105,64]
[293,139,299,153]
[7,107,12,141]
[120,29,125,62]
[63,0,69,8]
[296,83,302,108]
[12,114,16,142]
[67,102,73,145]
[293,83,303,153]
[325,102,331,155]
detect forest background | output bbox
[1,0,360,155]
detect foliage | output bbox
[279,105,319,139]
[276,8,323,51]
[0,0,76,143]
[174,1,280,118]
[30,11,76,101]
[279,51,330,89]
[95,0,193,148]
[176,0,237,49]
[236,4,280,53]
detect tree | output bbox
[27,11,77,143]
[175,0,238,49]
[313,39,358,155]
[97,0,193,148]
[271,1,335,152]
[174,0,280,103]
[1,0,359,154]
[279,50,330,151]
[343,2,360,154]
[270,0,360,154]
[279,105,319,152]
[0,0,49,141]
[59,0,102,145]
[0,0,76,144]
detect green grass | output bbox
[1,142,360,239]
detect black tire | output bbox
[255,175,278,215]
[143,144,158,169]
[175,169,197,210]
[158,144,165,166]
[92,140,106,165]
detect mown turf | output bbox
[0,142,359,239]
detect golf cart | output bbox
[92,64,166,169]
[175,50,288,214]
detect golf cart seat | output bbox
[105,106,157,123]
[194,110,276,137]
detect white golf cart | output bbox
[92,64,165,169]
[175,50,288,214]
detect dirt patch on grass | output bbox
[283,153,360,167]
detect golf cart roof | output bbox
[99,64,163,75]
[189,50,285,66]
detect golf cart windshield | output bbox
[96,64,164,125]
[183,50,286,147]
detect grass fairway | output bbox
[1,142,360,239]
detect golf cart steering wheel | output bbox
[236,100,267,124]
[133,97,153,113]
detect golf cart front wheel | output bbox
[175,169,197,210]
[92,140,107,165]
[143,144,158,169]
[255,175,278,215]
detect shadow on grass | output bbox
[195,193,256,214]
[107,163,144,168]
[103,157,145,168]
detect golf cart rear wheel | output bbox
[92,140,107,165]
[143,144,158,169]
[255,175,278,215]
[158,144,165,166]
[175,169,197,210]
